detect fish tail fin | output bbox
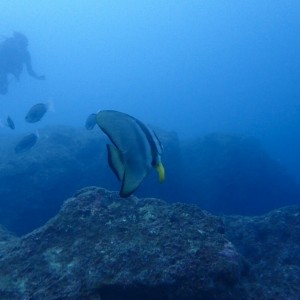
[35,129,40,138]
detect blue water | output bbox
[1,2,300,183]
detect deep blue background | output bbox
[1,1,300,179]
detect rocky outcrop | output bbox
[0,225,18,259]
[0,187,247,300]
[0,127,299,235]
[181,133,300,214]
[224,206,300,299]
[0,187,299,299]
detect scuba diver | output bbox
[0,32,45,95]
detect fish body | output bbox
[85,113,97,130]
[15,133,38,153]
[0,116,15,130]
[25,103,50,123]
[6,116,15,130]
[96,110,165,197]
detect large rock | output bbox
[0,225,18,259]
[224,205,300,300]
[0,187,247,300]
[0,188,299,299]
[181,133,300,215]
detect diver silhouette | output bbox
[0,32,45,95]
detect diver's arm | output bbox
[24,52,45,80]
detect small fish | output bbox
[0,116,15,130]
[15,132,39,153]
[6,116,15,130]
[25,101,54,123]
[85,113,97,130]
[96,110,165,197]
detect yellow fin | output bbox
[156,162,165,183]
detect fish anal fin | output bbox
[120,164,148,197]
[107,144,124,181]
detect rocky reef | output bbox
[0,127,299,235]
[224,206,300,299]
[0,187,246,300]
[0,187,299,299]
[181,133,300,214]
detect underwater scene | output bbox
[0,1,300,299]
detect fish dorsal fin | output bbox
[120,163,148,197]
[106,144,125,181]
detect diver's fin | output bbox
[120,164,148,197]
[107,144,125,181]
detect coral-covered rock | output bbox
[224,205,300,300]
[1,188,299,299]
[0,225,18,259]
[0,187,246,300]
